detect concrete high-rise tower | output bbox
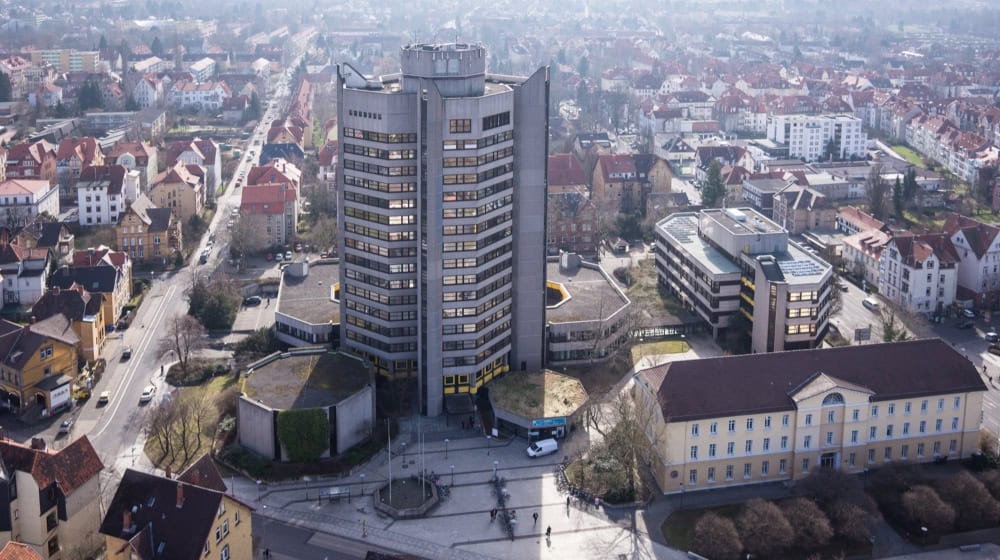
[336,43,548,416]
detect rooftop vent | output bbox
[725,208,747,222]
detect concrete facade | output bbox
[336,43,547,416]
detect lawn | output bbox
[904,209,946,231]
[488,369,588,420]
[630,340,690,364]
[144,374,238,473]
[891,144,925,167]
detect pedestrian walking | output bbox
[264,548,270,558]
[566,496,571,508]
[490,508,497,522]
[546,526,552,538]
[533,512,538,525]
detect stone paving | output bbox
[233,429,685,559]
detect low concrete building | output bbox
[488,369,589,440]
[545,253,632,364]
[237,349,373,462]
[274,260,339,347]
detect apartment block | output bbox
[766,114,867,162]
[635,339,986,494]
[27,50,100,74]
[878,233,959,316]
[654,208,833,354]
[336,43,547,415]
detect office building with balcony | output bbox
[654,208,833,354]
[336,44,547,415]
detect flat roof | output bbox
[772,241,832,284]
[277,262,340,325]
[243,351,370,410]
[489,369,588,420]
[702,207,783,235]
[546,262,628,323]
[657,213,740,276]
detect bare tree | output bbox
[782,497,834,549]
[228,215,269,260]
[307,214,338,253]
[691,512,742,560]
[902,485,955,536]
[146,397,179,463]
[159,314,207,376]
[586,385,662,495]
[736,499,794,557]
[880,308,911,342]
[934,471,1000,530]
[866,163,889,220]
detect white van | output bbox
[862,297,880,312]
[527,438,558,458]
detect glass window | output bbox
[802,458,809,473]
[690,446,698,459]
[920,421,927,433]
[851,430,858,443]
[746,418,754,430]
[744,463,752,478]
[905,402,912,414]
[779,459,787,474]
[933,441,941,455]
[888,403,896,416]
[707,467,716,482]
[763,438,770,451]
[803,435,811,449]
[710,422,717,434]
[871,405,878,418]
[868,449,876,463]
[725,465,734,480]
[691,424,699,437]
[805,414,813,426]
[954,397,961,409]
[708,444,716,458]
[745,440,753,453]
[826,431,834,445]
[852,409,860,421]
[780,436,788,449]
[884,447,892,460]
[901,445,909,458]
[727,442,735,455]
[688,469,697,484]
[782,414,790,427]
[849,452,856,467]
[761,461,769,475]
[869,426,877,440]
[728,419,736,432]
[764,416,771,428]
[886,425,894,437]
[827,410,835,423]
[935,419,943,432]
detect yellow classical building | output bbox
[634,339,987,494]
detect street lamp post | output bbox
[359,473,365,496]
[486,435,492,455]
[450,465,455,486]
[444,438,450,459]
[493,460,499,480]
[401,442,407,465]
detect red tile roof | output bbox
[240,183,296,214]
[0,542,42,560]
[547,154,586,187]
[597,155,636,182]
[0,436,103,496]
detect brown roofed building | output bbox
[149,163,206,223]
[635,339,987,494]
[30,286,106,362]
[4,141,56,184]
[0,437,104,558]
[0,542,43,560]
[100,469,253,560]
[115,194,182,263]
[771,185,835,235]
[878,232,959,316]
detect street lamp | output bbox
[444,438,450,459]
[359,473,366,496]
[486,435,492,455]
[493,460,499,480]
[401,442,407,463]
[256,480,262,502]
[450,465,455,486]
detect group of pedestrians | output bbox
[489,508,551,541]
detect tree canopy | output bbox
[701,159,726,208]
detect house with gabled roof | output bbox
[54,137,103,196]
[149,164,205,223]
[944,213,1000,308]
[0,314,79,414]
[115,195,182,263]
[30,285,106,362]
[165,138,220,198]
[878,232,959,316]
[107,142,158,191]
[100,467,252,560]
[0,436,104,558]
[75,165,139,227]
[50,247,132,333]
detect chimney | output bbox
[123,510,133,533]
[176,482,184,508]
[165,465,172,479]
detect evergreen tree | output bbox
[893,176,904,218]
[77,81,104,111]
[150,36,164,57]
[0,73,11,103]
[701,160,726,208]
[903,167,919,202]
[99,35,108,51]
[125,94,139,111]
[248,91,262,120]
[577,56,589,77]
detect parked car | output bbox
[284,251,292,261]
[139,385,156,403]
[527,438,559,458]
[957,320,975,329]
[862,297,880,312]
[58,419,73,435]
[963,309,977,319]
[986,332,999,343]
[98,391,110,405]
[244,296,263,306]
[122,347,132,361]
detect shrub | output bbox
[691,512,742,560]
[234,327,283,363]
[166,359,231,386]
[781,497,834,549]
[218,444,270,477]
[978,470,1000,501]
[827,500,875,544]
[902,485,955,536]
[736,499,794,557]
[933,471,1000,531]
[800,468,869,511]
[277,408,330,462]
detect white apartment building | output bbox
[0,179,60,224]
[187,57,217,82]
[28,49,100,73]
[878,233,959,316]
[131,77,162,109]
[655,208,834,354]
[76,165,140,226]
[945,214,1000,308]
[767,114,867,162]
[167,81,230,111]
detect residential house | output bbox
[0,234,50,307]
[573,133,613,160]
[0,314,79,414]
[107,142,157,191]
[75,165,139,227]
[878,233,959,316]
[771,185,836,235]
[115,195,182,262]
[694,145,751,184]
[0,180,60,227]
[262,119,305,162]
[50,249,132,333]
[54,137,103,197]
[663,91,716,120]
[0,57,31,101]
[316,141,337,184]
[221,95,248,124]
[30,286,106,362]
[12,222,74,266]
[740,172,797,215]
[165,138,220,197]
[149,164,205,223]
[634,339,986,494]
[842,229,891,289]
[129,76,162,109]
[592,155,641,214]
[943,213,1000,308]
[5,142,56,183]
[548,153,597,254]
[27,50,100,74]
[0,437,104,559]
[186,57,217,82]
[836,206,886,235]
[27,85,62,109]
[100,467,252,560]
[239,183,298,247]
[166,81,231,112]
[246,158,301,191]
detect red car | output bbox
[265,253,274,261]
